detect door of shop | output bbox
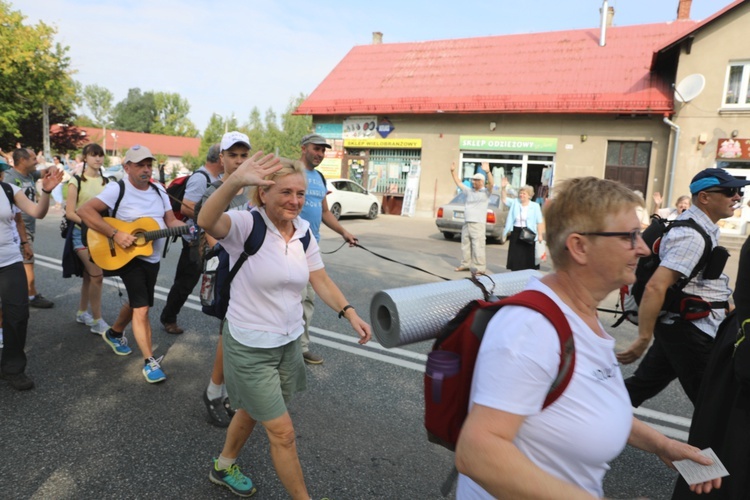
[605,141,651,194]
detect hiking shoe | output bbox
[223,397,236,418]
[203,392,232,427]
[90,318,110,335]
[143,356,166,384]
[161,322,184,334]
[102,329,132,356]
[76,311,95,326]
[1,372,35,391]
[29,294,54,309]
[209,459,256,497]
[303,351,324,364]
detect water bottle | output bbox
[200,256,220,307]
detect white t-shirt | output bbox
[0,184,22,268]
[221,208,324,347]
[96,179,171,264]
[457,278,633,499]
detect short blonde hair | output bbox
[250,160,307,207]
[519,185,534,197]
[544,177,643,268]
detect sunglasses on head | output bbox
[703,187,743,197]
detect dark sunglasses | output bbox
[576,229,642,249]
[703,187,743,197]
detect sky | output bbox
[20,0,731,133]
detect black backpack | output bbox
[1,181,14,208]
[613,215,727,326]
[200,210,312,319]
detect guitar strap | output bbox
[111,179,162,218]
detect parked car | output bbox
[325,179,380,220]
[103,164,124,182]
[435,191,509,243]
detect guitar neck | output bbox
[141,226,191,242]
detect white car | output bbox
[325,179,380,220]
[102,164,124,182]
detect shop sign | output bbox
[343,116,378,138]
[377,118,394,138]
[459,135,558,153]
[717,138,750,160]
[318,157,342,179]
[344,138,422,149]
[315,123,343,139]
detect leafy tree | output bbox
[82,84,114,127]
[180,152,202,173]
[278,94,312,158]
[112,88,156,132]
[198,113,238,160]
[152,92,198,137]
[0,1,77,145]
[74,115,97,127]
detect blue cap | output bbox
[689,168,750,194]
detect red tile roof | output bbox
[296,22,700,116]
[50,125,200,157]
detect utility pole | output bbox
[42,103,51,160]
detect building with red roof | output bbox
[297,0,750,234]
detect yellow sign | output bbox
[318,158,342,179]
[344,138,422,149]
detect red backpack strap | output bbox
[497,290,576,408]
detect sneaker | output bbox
[29,294,54,309]
[203,392,232,427]
[303,351,324,365]
[90,318,110,335]
[1,372,35,391]
[143,356,166,384]
[209,459,256,497]
[102,329,132,356]
[75,311,95,326]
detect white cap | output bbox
[220,131,251,151]
[123,145,156,164]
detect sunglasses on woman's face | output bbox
[704,187,743,197]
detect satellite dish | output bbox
[674,74,706,103]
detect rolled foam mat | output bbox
[370,270,542,348]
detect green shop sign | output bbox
[459,136,558,153]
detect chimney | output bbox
[677,0,692,20]
[599,1,614,46]
[372,32,383,44]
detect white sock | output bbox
[216,454,236,470]
[207,381,223,400]
[28,295,35,301]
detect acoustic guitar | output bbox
[88,217,193,271]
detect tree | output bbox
[278,94,312,158]
[198,113,238,160]
[0,1,77,146]
[111,88,156,133]
[82,84,114,127]
[152,92,198,137]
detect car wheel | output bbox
[367,203,379,219]
[442,232,455,240]
[331,203,341,220]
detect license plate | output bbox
[453,211,464,219]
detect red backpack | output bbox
[166,170,210,221]
[424,289,576,451]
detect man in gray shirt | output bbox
[451,162,493,274]
[5,148,54,308]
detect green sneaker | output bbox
[209,459,256,497]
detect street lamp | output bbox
[102,120,113,153]
[111,132,118,157]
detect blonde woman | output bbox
[501,181,544,270]
[64,143,109,334]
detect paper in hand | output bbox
[673,448,729,485]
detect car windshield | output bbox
[449,192,501,207]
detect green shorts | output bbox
[222,322,307,422]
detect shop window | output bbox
[723,62,750,108]
[605,141,651,194]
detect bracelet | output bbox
[338,304,354,319]
[20,241,27,245]
[111,229,118,239]
[41,188,52,194]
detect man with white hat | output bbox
[450,162,493,273]
[78,145,189,384]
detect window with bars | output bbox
[349,148,421,195]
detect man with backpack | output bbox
[159,144,223,334]
[617,168,749,407]
[298,133,358,364]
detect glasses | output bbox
[703,187,743,198]
[576,229,642,249]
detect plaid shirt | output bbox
[658,205,730,337]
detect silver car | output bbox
[435,192,509,243]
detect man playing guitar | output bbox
[78,145,188,383]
